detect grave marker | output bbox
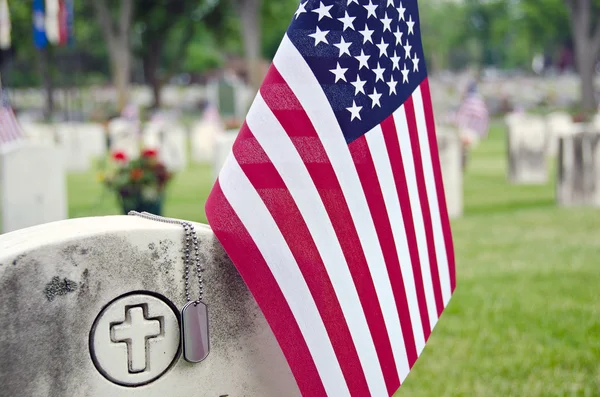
[557,130,600,207]
[437,127,463,218]
[0,216,300,396]
[506,114,548,184]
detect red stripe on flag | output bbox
[380,115,432,340]
[348,134,418,368]
[261,66,401,394]
[205,182,327,397]
[233,125,372,396]
[421,78,457,292]
[404,97,445,317]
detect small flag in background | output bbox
[58,0,68,45]
[205,0,456,396]
[0,89,24,146]
[455,89,489,139]
[0,0,10,50]
[33,0,48,49]
[45,0,60,45]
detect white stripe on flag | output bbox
[219,154,351,397]
[275,34,411,381]
[393,105,439,329]
[365,125,426,357]
[246,93,387,396]
[413,87,452,305]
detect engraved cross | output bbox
[110,305,162,373]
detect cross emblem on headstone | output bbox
[110,305,163,374]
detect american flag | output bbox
[0,89,24,146]
[205,0,455,395]
[455,90,489,138]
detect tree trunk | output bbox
[93,0,134,113]
[239,0,263,93]
[142,39,163,109]
[566,0,600,112]
[38,48,54,120]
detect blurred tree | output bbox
[134,0,224,109]
[231,0,262,92]
[93,0,134,112]
[563,0,600,110]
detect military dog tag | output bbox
[181,301,210,363]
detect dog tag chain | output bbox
[128,211,209,364]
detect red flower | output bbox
[130,168,144,181]
[142,148,158,158]
[112,151,128,162]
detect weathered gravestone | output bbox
[190,105,223,164]
[546,112,575,157]
[436,127,463,219]
[108,118,140,159]
[556,130,600,207]
[0,216,300,396]
[506,114,548,184]
[55,123,106,172]
[0,142,67,233]
[213,130,238,180]
[20,122,57,146]
[143,122,188,172]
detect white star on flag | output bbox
[376,38,389,58]
[295,1,307,19]
[390,50,401,70]
[381,12,393,32]
[346,100,362,120]
[412,53,420,72]
[401,63,410,83]
[397,2,406,20]
[312,1,333,21]
[387,76,398,95]
[407,15,415,35]
[393,27,403,45]
[351,75,367,95]
[355,49,371,69]
[359,24,375,44]
[330,62,348,82]
[403,39,412,58]
[334,37,352,57]
[373,62,385,82]
[363,0,378,19]
[338,11,356,31]
[368,87,382,108]
[309,27,329,46]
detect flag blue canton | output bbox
[287,0,427,143]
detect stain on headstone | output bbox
[44,276,78,302]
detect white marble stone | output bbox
[108,118,140,159]
[0,142,67,233]
[143,122,188,172]
[20,122,57,146]
[436,128,463,218]
[0,216,300,396]
[213,130,238,180]
[506,115,548,184]
[546,112,576,156]
[190,106,224,164]
[556,130,600,207]
[55,123,106,172]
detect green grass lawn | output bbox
[68,123,600,396]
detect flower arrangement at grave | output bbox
[100,148,173,215]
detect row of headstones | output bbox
[506,112,600,206]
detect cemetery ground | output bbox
[66,121,600,397]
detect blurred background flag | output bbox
[455,84,490,140]
[33,0,47,49]
[0,87,24,146]
[0,0,10,50]
[205,0,456,395]
[58,0,68,45]
[65,0,74,46]
[45,0,60,45]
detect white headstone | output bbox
[0,216,300,396]
[108,118,140,159]
[213,130,238,179]
[143,122,188,172]
[546,112,575,156]
[190,105,224,164]
[0,142,67,233]
[20,122,57,146]
[436,128,463,218]
[506,115,548,184]
[557,130,600,207]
